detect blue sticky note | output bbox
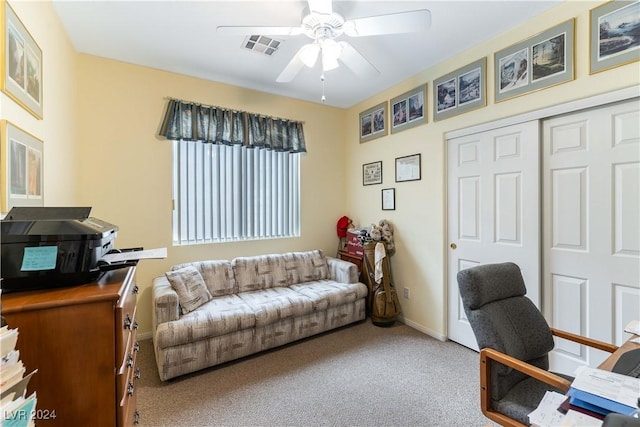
[20,246,57,271]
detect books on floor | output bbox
[0,325,37,427]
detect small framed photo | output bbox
[390,84,427,134]
[495,19,575,102]
[433,58,486,121]
[359,101,388,143]
[363,161,382,186]
[1,120,44,212]
[590,1,640,74]
[1,2,43,119]
[395,154,421,183]
[382,188,395,211]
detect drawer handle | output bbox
[135,366,141,379]
[127,381,135,396]
[127,354,134,367]
[133,341,140,352]
[134,410,141,425]
[124,314,132,330]
[124,315,139,330]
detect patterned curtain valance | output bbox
[159,98,306,153]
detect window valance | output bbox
[159,98,306,153]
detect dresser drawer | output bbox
[117,327,139,391]
[118,360,140,426]
[117,307,137,371]
[118,343,140,426]
[116,275,139,361]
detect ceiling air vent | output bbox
[243,35,281,56]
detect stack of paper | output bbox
[528,391,603,427]
[0,326,37,427]
[567,366,640,416]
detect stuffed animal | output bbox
[362,219,395,255]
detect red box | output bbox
[346,231,364,257]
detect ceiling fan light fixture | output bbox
[320,38,341,71]
[321,51,339,71]
[299,43,321,67]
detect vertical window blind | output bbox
[172,142,300,244]
[160,99,305,245]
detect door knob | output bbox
[450,243,457,250]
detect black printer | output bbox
[1,207,119,292]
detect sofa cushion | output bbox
[237,287,314,327]
[171,260,236,297]
[154,294,256,349]
[165,266,212,314]
[290,280,368,311]
[233,254,289,292]
[283,250,330,285]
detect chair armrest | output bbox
[326,257,359,284]
[152,275,180,326]
[479,348,573,427]
[551,328,618,353]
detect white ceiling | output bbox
[52,0,562,108]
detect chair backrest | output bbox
[457,262,555,401]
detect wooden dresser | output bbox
[1,267,141,426]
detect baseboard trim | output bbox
[398,316,447,342]
[137,331,153,341]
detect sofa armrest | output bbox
[152,275,180,326]
[327,257,359,284]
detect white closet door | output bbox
[543,99,640,374]
[447,121,540,350]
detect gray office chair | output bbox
[457,262,618,427]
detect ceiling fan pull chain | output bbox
[321,73,326,103]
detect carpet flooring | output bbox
[136,319,495,426]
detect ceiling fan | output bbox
[217,0,431,83]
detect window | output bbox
[172,141,300,245]
[159,99,306,246]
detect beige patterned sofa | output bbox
[152,250,368,381]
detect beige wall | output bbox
[74,56,346,334]
[2,1,639,339]
[344,0,640,338]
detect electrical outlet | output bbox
[403,287,410,299]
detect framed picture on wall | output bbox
[395,154,421,182]
[494,19,575,102]
[363,161,382,186]
[359,102,388,143]
[382,188,395,211]
[390,84,427,134]
[590,1,640,74]
[433,58,486,121]
[1,2,43,119]
[1,120,44,212]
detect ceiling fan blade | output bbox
[276,45,316,83]
[343,10,431,37]
[217,26,303,36]
[308,0,332,15]
[338,42,379,80]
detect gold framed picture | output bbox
[1,120,44,212]
[390,84,427,134]
[1,1,43,119]
[590,1,640,74]
[433,58,486,121]
[359,102,388,143]
[494,19,575,103]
